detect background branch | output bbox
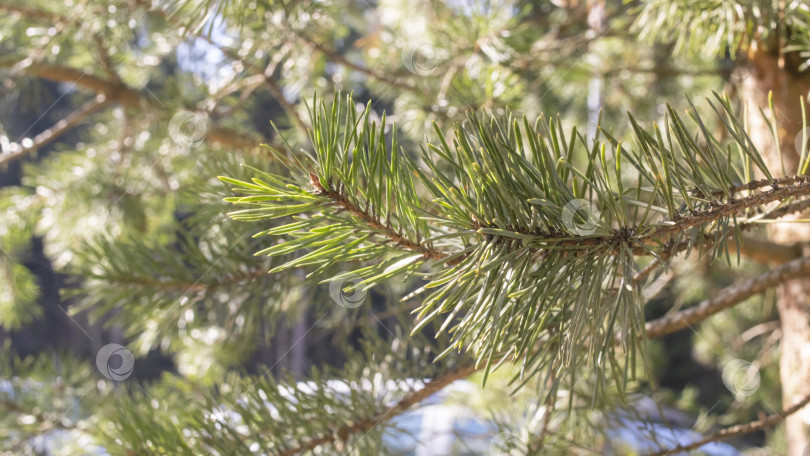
[644,255,810,339]
[277,364,478,456]
[24,64,262,151]
[643,392,810,456]
[1,94,111,166]
[292,30,418,92]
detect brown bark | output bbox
[741,44,810,454]
[25,64,261,153]
[0,94,111,166]
[643,392,810,456]
[645,255,810,340]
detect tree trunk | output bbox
[741,44,810,454]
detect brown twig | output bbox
[29,64,142,106]
[303,172,810,281]
[25,64,261,151]
[642,392,810,456]
[471,179,810,257]
[0,397,76,431]
[206,38,310,134]
[105,268,271,293]
[528,374,557,453]
[643,254,810,339]
[1,94,111,166]
[311,174,448,261]
[634,180,810,248]
[7,2,269,152]
[276,364,478,456]
[723,175,810,196]
[292,30,418,92]
[0,3,60,21]
[630,194,810,285]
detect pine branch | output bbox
[276,364,478,456]
[68,226,289,353]
[310,173,447,261]
[0,398,75,431]
[631,194,810,285]
[644,255,810,339]
[245,163,810,272]
[527,374,558,453]
[291,30,418,92]
[196,33,311,135]
[475,177,810,256]
[759,195,810,222]
[6,4,271,151]
[10,2,295,146]
[207,127,263,151]
[25,64,260,150]
[642,392,810,456]
[1,94,111,166]
[633,0,807,59]
[131,0,311,134]
[722,175,810,196]
[101,268,270,292]
[642,183,810,242]
[224,92,810,392]
[0,3,60,21]
[29,64,142,106]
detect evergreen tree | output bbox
[2,0,810,454]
